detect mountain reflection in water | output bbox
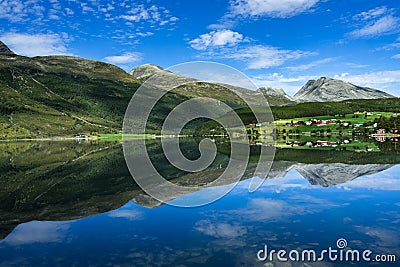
[0,139,399,266]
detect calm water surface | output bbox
[0,140,399,266]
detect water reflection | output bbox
[1,167,399,266]
[0,140,399,266]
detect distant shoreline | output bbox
[0,134,194,142]
[370,134,399,138]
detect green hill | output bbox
[0,51,145,138]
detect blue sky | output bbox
[1,0,400,96]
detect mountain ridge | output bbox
[293,76,394,102]
[0,41,15,56]
[128,63,165,82]
[128,63,265,109]
[130,64,396,105]
[257,86,296,106]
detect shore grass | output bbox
[96,133,155,141]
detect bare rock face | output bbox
[129,63,197,89]
[294,77,394,102]
[259,87,289,98]
[129,64,166,82]
[294,163,394,187]
[265,161,394,187]
[0,41,15,55]
[257,87,295,106]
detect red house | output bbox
[316,140,328,146]
[377,129,386,134]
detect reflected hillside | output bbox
[1,140,399,239]
[0,141,140,239]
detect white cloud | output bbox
[350,15,400,38]
[357,227,400,248]
[189,30,244,50]
[194,220,247,238]
[226,45,315,69]
[136,32,154,37]
[286,58,334,71]
[0,32,70,56]
[189,31,314,70]
[120,14,147,22]
[392,54,400,59]
[380,42,400,51]
[334,72,349,78]
[336,174,400,191]
[118,4,178,27]
[0,1,179,41]
[228,0,320,18]
[108,209,144,220]
[353,6,389,21]
[345,62,369,69]
[65,7,74,15]
[337,70,400,85]
[3,221,69,245]
[0,0,45,22]
[349,7,400,38]
[80,2,95,13]
[104,52,142,64]
[232,197,337,222]
[334,70,400,96]
[251,73,315,95]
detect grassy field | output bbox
[275,111,393,125]
[272,111,395,134]
[96,133,155,141]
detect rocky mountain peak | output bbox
[257,86,295,106]
[0,41,15,55]
[258,87,287,97]
[129,64,165,82]
[294,76,394,102]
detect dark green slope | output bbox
[0,141,140,239]
[0,51,144,138]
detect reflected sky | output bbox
[1,165,399,266]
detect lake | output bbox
[0,139,399,266]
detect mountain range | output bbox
[293,77,394,102]
[258,77,394,104]
[0,41,396,138]
[129,62,394,104]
